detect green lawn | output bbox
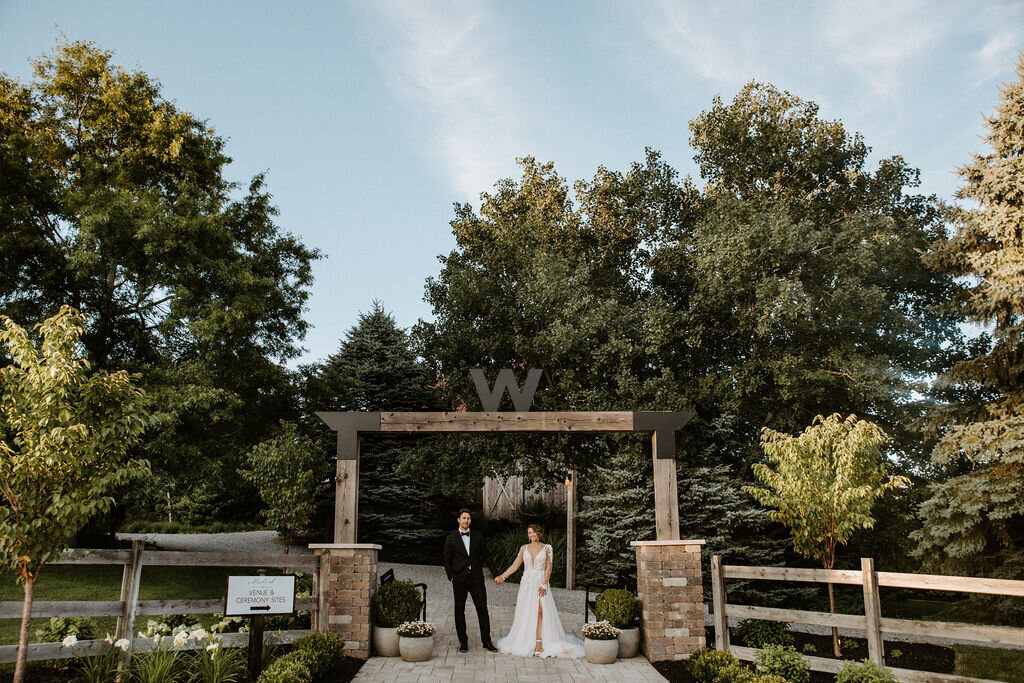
[1,565,297,645]
[955,645,1024,682]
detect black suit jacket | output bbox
[443,528,498,582]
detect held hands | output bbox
[494,576,505,585]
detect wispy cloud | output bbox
[823,0,948,97]
[361,1,527,202]
[973,30,1022,85]
[641,2,760,87]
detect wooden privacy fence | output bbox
[711,556,1024,683]
[0,541,320,664]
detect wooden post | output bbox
[651,432,680,541]
[314,549,330,634]
[565,471,576,590]
[711,555,730,652]
[861,557,884,666]
[335,447,359,544]
[115,540,144,672]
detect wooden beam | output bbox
[378,411,636,432]
[335,457,359,544]
[879,617,1024,647]
[725,604,867,630]
[652,451,680,540]
[876,571,1024,597]
[724,565,864,585]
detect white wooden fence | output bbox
[0,541,320,664]
[710,556,1024,683]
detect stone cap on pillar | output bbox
[308,543,383,551]
[630,539,706,547]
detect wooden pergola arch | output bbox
[316,410,693,544]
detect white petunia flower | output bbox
[61,635,78,648]
[188,628,208,641]
[173,631,188,647]
[114,638,130,651]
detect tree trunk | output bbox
[14,577,35,683]
[828,581,840,657]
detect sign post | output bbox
[225,573,296,682]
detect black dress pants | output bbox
[452,572,491,646]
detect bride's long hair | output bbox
[527,524,544,541]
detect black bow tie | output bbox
[461,531,470,536]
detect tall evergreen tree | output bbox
[914,58,1024,580]
[307,303,443,552]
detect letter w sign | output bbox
[470,369,542,411]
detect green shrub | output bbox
[35,616,97,642]
[687,647,740,680]
[371,580,422,628]
[293,632,347,680]
[594,588,641,628]
[734,619,793,648]
[836,659,898,683]
[257,655,312,683]
[754,644,810,683]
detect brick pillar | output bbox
[309,543,380,659]
[631,539,706,662]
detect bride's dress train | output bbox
[496,544,584,658]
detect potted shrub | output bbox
[581,620,620,664]
[396,621,436,662]
[595,588,641,658]
[371,580,422,656]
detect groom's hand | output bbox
[494,576,505,585]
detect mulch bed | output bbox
[652,628,955,682]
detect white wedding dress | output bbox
[496,544,584,658]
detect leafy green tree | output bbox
[306,303,444,551]
[914,58,1024,582]
[0,41,319,522]
[745,413,908,655]
[678,82,962,460]
[0,306,148,682]
[415,153,696,484]
[239,421,323,552]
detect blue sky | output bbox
[2,1,1022,366]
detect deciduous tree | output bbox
[0,41,319,523]
[745,413,908,655]
[0,307,148,682]
[240,421,322,552]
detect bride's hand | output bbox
[538,587,546,597]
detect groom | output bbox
[443,508,499,652]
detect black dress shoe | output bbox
[458,643,468,652]
[483,642,498,652]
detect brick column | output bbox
[631,539,706,662]
[309,543,380,659]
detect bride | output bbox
[493,524,584,658]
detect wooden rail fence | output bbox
[0,542,321,664]
[710,555,1024,683]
